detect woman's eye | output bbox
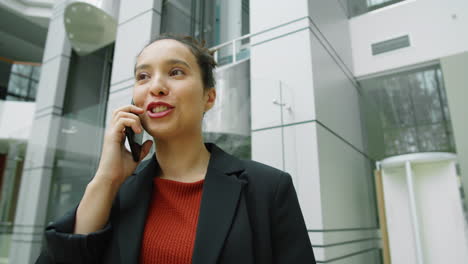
[170,69,184,76]
[136,73,149,81]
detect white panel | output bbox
[250,78,282,130]
[250,29,315,129]
[308,0,354,71]
[0,101,35,140]
[316,124,376,229]
[111,10,161,85]
[110,77,134,93]
[19,168,53,225]
[24,115,61,170]
[251,127,283,171]
[382,166,418,264]
[250,0,308,33]
[311,33,364,152]
[413,161,468,264]
[118,0,162,24]
[350,0,468,77]
[35,56,70,111]
[283,122,323,229]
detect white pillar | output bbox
[250,0,379,262]
[8,1,72,263]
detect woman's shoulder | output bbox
[238,158,292,190]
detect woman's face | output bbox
[133,39,215,140]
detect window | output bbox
[367,0,397,8]
[346,0,406,17]
[360,66,455,158]
[5,64,41,102]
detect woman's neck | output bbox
[153,133,210,183]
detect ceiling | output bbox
[0,3,50,62]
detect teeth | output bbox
[152,106,168,113]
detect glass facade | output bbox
[46,46,113,223]
[161,0,249,47]
[360,65,455,159]
[5,64,41,102]
[344,0,406,17]
[161,0,251,159]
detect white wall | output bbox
[382,159,468,264]
[0,101,35,141]
[350,0,468,77]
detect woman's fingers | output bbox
[114,112,143,131]
[115,118,142,135]
[112,105,144,120]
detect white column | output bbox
[405,161,425,264]
[250,0,379,263]
[8,1,72,263]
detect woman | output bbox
[36,34,315,264]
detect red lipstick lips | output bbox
[147,101,175,118]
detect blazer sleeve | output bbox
[34,205,113,264]
[271,172,316,264]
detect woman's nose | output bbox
[149,75,169,96]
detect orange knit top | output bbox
[139,177,205,264]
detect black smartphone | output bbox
[125,99,143,162]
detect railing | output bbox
[209,16,310,67]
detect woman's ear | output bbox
[204,87,216,112]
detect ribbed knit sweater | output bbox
[139,177,205,264]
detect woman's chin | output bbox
[145,125,178,140]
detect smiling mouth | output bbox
[151,105,170,113]
[147,103,175,119]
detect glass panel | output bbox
[11,64,31,77]
[46,46,113,223]
[202,60,251,159]
[346,0,406,17]
[360,65,455,159]
[28,81,38,99]
[215,42,233,67]
[161,0,194,37]
[31,66,41,81]
[7,74,29,97]
[235,36,250,61]
[161,0,250,47]
[6,95,24,101]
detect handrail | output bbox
[209,16,309,66]
[209,15,308,51]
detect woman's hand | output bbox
[95,104,153,188]
[74,105,153,235]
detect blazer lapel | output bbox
[116,155,158,264]
[192,143,247,264]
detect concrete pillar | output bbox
[250,0,380,263]
[8,1,72,263]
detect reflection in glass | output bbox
[46,45,113,223]
[6,64,41,102]
[11,64,32,77]
[360,66,455,158]
[203,60,251,159]
[344,0,406,17]
[161,0,249,47]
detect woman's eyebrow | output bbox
[134,59,192,74]
[167,59,192,70]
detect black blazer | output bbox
[36,143,315,264]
